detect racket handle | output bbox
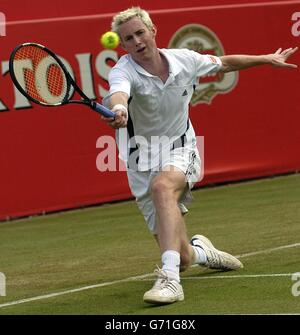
[91,101,115,119]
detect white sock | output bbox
[161,250,180,283]
[192,245,207,265]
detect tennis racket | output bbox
[9,42,115,118]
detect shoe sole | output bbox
[143,293,184,305]
[192,234,243,270]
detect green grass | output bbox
[0,174,300,314]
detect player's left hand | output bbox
[269,47,298,68]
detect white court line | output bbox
[0,273,154,309]
[0,241,299,309]
[235,242,300,259]
[163,273,294,281]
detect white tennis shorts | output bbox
[126,143,201,234]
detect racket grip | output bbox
[91,102,115,119]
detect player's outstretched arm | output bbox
[101,91,129,129]
[219,47,298,72]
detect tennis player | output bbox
[102,7,298,304]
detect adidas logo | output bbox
[182,89,188,96]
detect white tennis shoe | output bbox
[190,235,243,270]
[143,268,184,304]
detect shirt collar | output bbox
[129,57,153,77]
[159,48,182,76]
[129,48,182,77]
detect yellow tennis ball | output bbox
[100,31,120,49]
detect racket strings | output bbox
[13,45,68,105]
[47,64,65,97]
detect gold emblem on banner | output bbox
[168,24,238,105]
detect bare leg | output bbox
[154,218,194,272]
[151,166,194,270]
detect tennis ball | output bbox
[100,31,120,49]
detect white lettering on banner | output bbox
[95,50,118,98]
[0,12,6,37]
[76,53,96,100]
[10,58,34,109]
[58,56,75,99]
[35,56,68,104]
[291,12,300,37]
[0,50,118,112]
[0,60,9,111]
[13,58,34,92]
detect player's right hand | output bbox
[101,104,128,128]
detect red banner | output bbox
[0,1,300,220]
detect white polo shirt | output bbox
[107,48,222,170]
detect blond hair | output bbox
[111,7,154,34]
